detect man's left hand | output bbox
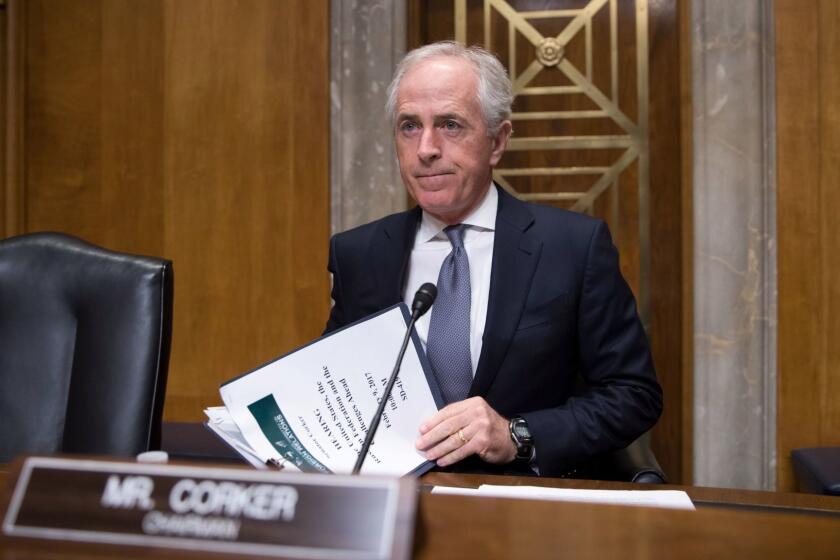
[415,397,516,467]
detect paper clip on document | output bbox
[265,458,286,470]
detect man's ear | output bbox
[489,120,513,167]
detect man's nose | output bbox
[417,129,441,163]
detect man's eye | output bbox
[400,122,418,132]
[443,120,460,130]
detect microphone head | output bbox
[411,283,437,318]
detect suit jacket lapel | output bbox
[369,207,421,306]
[470,187,542,397]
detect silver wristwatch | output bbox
[509,416,534,461]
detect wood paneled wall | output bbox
[776,0,840,491]
[2,0,330,421]
[650,0,692,486]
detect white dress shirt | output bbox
[403,184,497,376]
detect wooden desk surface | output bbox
[2,463,840,559]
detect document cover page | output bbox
[219,305,442,476]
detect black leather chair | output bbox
[0,232,173,462]
[791,447,840,495]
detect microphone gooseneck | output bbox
[352,283,437,474]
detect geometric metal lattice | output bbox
[455,0,650,326]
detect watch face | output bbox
[510,417,533,461]
[511,418,532,444]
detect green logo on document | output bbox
[248,395,331,473]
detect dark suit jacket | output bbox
[324,186,662,477]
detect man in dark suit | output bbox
[324,42,661,478]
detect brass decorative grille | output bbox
[454,0,650,326]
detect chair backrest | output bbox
[0,232,173,462]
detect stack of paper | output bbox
[204,406,266,469]
[205,304,442,476]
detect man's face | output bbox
[394,56,511,225]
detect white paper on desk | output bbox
[203,406,267,469]
[219,304,442,476]
[432,485,695,511]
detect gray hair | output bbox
[385,41,513,135]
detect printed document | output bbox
[217,305,442,476]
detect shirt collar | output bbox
[416,183,498,243]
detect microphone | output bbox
[411,283,437,318]
[352,283,437,474]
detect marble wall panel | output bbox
[692,0,777,490]
[330,0,407,234]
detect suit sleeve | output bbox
[521,221,663,477]
[324,234,345,335]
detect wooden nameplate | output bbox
[2,456,416,559]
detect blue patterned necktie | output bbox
[426,224,473,404]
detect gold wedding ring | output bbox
[457,429,467,444]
